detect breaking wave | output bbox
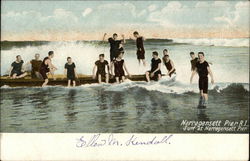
[173,38,249,47]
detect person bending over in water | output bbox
[103,33,125,62]
[64,57,78,87]
[9,55,27,79]
[146,51,162,82]
[111,52,131,83]
[25,53,42,79]
[92,54,109,83]
[133,31,146,66]
[190,52,214,107]
[39,51,57,87]
[162,54,176,77]
[190,52,212,71]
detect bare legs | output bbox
[199,90,208,106]
[98,74,102,84]
[105,74,109,83]
[115,76,125,83]
[50,68,56,80]
[138,59,146,66]
[145,71,150,82]
[97,74,109,84]
[11,72,27,79]
[67,80,76,87]
[145,72,161,82]
[42,79,49,87]
[158,74,161,80]
[115,77,120,83]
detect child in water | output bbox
[111,51,131,83]
[64,57,78,87]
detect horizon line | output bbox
[1,37,249,42]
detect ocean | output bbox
[0,38,249,133]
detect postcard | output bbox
[1,0,249,160]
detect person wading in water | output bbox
[190,52,214,107]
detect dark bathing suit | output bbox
[108,38,122,61]
[39,57,50,79]
[65,63,76,81]
[191,57,199,71]
[11,60,24,76]
[95,60,109,77]
[113,59,125,78]
[30,59,42,78]
[136,37,145,59]
[149,58,162,80]
[196,61,209,94]
[163,59,176,77]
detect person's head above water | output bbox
[35,53,40,60]
[67,57,72,63]
[16,55,22,62]
[163,54,170,61]
[198,52,205,61]
[48,51,54,58]
[133,31,139,38]
[99,54,105,61]
[190,52,196,59]
[117,51,123,59]
[152,51,159,59]
[113,33,118,40]
[163,49,168,56]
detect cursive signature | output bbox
[76,134,173,148]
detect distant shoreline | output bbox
[1,37,249,42]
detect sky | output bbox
[1,1,249,41]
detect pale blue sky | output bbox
[1,1,249,40]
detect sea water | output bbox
[0,38,249,133]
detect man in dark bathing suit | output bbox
[25,53,43,79]
[162,50,176,77]
[190,52,214,107]
[8,55,27,79]
[133,31,146,66]
[92,54,109,83]
[103,33,125,62]
[64,57,78,87]
[39,51,57,87]
[190,52,212,71]
[146,51,162,82]
[111,51,131,83]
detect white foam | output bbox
[1,40,248,85]
[173,38,249,47]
